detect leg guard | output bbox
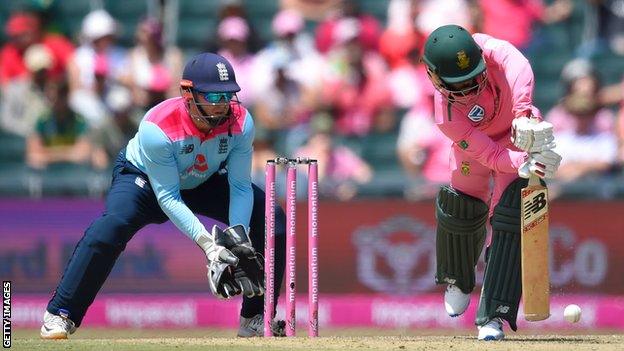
[475,178,528,331]
[435,186,489,294]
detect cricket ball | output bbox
[563,304,582,323]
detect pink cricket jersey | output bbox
[433,33,538,175]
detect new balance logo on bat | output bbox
[523,192,547,220]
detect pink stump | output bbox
[264,160,276,337]
[308,161,319,337]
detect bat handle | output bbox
[528,174,540,186]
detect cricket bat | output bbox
[521,174,550,321]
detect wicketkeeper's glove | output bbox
[219,225,265,298]
[196,225,264,299]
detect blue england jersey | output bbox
[125,97,254,240]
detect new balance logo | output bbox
[180,144,194,154]
[495,305,510,314]
[524,192,547,219]
[216,62,229,81]
[443,277,456,284]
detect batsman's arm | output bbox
[478,34,541,119]
[435,109,526,173]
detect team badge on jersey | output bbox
[467,104,485,122]
[218,138,228,154]
[461,161,470,176]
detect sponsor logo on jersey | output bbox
[183,154,210,179]
[468,104,485,122]
[193,154,208,172]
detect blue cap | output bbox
[182,52,240,93]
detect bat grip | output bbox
[528,174,540,186]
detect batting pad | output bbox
[435,186,489,294]
[475,178,528,331]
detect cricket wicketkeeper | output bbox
[421,25,562,340]
[40,53,287,339]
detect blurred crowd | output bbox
[1,0,624,200]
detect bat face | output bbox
[521,176,550,321]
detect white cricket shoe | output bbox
[40,311,76,339]
[478,318,505,341]
[237,314,286,337]
[444,284,470,317]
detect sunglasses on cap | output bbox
[201,92,233,103]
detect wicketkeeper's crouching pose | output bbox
[421,25,562,340]
[41,53,287,339]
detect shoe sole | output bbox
[479,335,504,341]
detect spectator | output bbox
[415,0,475,37]
[26,80,98,171]
[381,0,431,111]
[578,0,624,57]
[90,85,140,168]
[0,11,74,87]
[1,44,54,136]
[216,16,257,106]
[254,8,324,90]
[322,18,395,136]
[547,59,617,182]
[295,115,373,200]
[252,55,313,154]
[314,0,382,53]
[208,0,264,53]
[121,17,183,112]
[476,0,573,52]
[379,0,424,70]
[397,103,452,200]
[253,9,324,154]
[67,9,126,128]
[250,129,278,188]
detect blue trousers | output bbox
[47,151,286,326]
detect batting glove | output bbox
[518,150,562,179]
[511,117,556,153]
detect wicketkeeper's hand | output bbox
[196,225,264,299]
[217,225,265,298]
[511,117,556,153]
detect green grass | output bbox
[10,328,624,351]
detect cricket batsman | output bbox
[40,53,287,338]
[422,25,562,340]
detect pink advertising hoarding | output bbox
[11,294,624,330]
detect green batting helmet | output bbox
[422,25,485,84]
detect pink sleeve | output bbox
[477,34,541,119]
[435,98,527,173]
